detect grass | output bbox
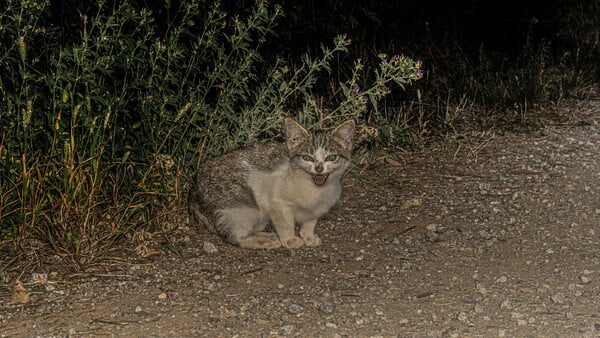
[0,0,422,271]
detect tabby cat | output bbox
[188,118,355,249]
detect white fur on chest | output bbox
[245,162,341,224]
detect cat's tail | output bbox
[188,184,217,233]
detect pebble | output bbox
[500,299,512,310]
[426,231,439,242]
[402,198,422,208]
[319,301,336,314]
[203,241,218,254]
[287,304,304,315]
[551,293,565,304]
[280,324,294,335]
[30,273,48,283]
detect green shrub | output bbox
[0,0,421,268]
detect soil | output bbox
[1,99,599,337]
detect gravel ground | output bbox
[1,99,599,337]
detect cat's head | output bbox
[285,118,355,186]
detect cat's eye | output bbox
[325,155,337,162]
[302,155,314,162]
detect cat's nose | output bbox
[315,163,324,172]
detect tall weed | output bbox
[0,0,421,268]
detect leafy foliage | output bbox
[0,0,421,267]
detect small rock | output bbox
[551,293,565,304]
[426,231,439,242]
[580,276,591,284]
[319,301,336,314]
[510,312,524,319]
[280,324,294,335]
[495,276,508,283]
[287,304,304,315]
[457,312,468,322]
[204,282,217,291]
[402,198,422,208]
[135,305,143,313]
[478,230,492,240]
[500,299,512,310]
[203,241,218,254]
[30,273,48,284]
[158,292,167,300]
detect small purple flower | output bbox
[391,54,408,64]
[413,60,423,79]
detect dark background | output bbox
[49,0,597,61]
[29,0,597,130]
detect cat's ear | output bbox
[332,119,355,152]
[285,118,309,151]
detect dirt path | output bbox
[1,99,599,337]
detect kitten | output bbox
[188,118,355,249]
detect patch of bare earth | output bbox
[1,99,599,337]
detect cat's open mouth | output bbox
[311,174,329,186]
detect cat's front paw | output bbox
[302,234,321,247]
[281,236,304,249]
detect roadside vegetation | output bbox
[1,0,597,272]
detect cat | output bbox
[188,117,355,249]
